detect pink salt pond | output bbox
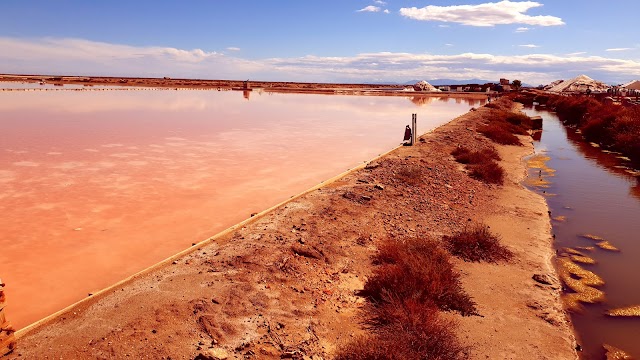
[0,86,480,328]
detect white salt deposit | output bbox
[546,74,609,93]
[413,80,441,92]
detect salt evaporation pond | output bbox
[0,84,481,329]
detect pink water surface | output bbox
[0,86,480,328]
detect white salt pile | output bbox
[546,74,610,93]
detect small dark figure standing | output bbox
[403,125,413,146]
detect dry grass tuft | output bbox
[452,146,501,164]
[395,165,423,186]
[452,146,504,185]
[468,161,505,185]
[364,238,476,315]
[478,123,522,145]
[335,299,466,360]
[443,225,513,263]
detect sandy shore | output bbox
[4,101,576,359]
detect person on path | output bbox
[403,125,413,145]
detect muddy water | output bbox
[523,108,640,359]
[0,85,480,329]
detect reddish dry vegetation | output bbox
[395,165,425,186]
[336,300,465,360]
[452,146,504,185]
[364,239,476,315]
[450,100,536,185]
[336,238,474,360]
[546,95,640,167]
[478,105,534,146]
[444,225,513,263]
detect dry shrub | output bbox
[444,225,513,262]
[364,238,476,315]
[451,146,501,164]
[396,165,423,186]
[335,299,466,360]
[547,95,640,166]
[452,146,504,185]
[505,112,534,133]
[477,106,536,145]
[478,123,522,145]
[468,161,504,185]
[547,95,599,125]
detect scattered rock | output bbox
[342,192,356,200]
[532,274,554,285]
[194,348,229,360]
[364,162,380,170]
[374,184,384,190]
[291,245,323,260]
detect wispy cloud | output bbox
[445,43,454,47]
[2,37,639,85]
[374,0,387,4]
[515,27,529,33]
[566,51,586,56]
[399,1,564,27]
[357,5,380,13]
[438,24,450,28]
[606,48,632,52]
[519,44,540,48]
[226,47,241,52]
[0,37,262,79]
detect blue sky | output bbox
[1,0,639,85]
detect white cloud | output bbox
[566,51,586,56]
[357,5,380,13]
[0,37,263,79]
[399,1,564,27]
[445,43,454,47]
[226,47,241,52]
[438,24,451,28]
[606,48,632,52]
[2,37,639,85]
[515,27,529,33]
[374,0,387,4]
[383,9,390,14]
[519,44,540,48]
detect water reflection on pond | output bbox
[0,85,481,329]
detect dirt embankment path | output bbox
[0,74,489,99]
[5,103,576,359]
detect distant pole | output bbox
[411,114,417,145]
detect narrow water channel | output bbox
[523,107,640,359]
